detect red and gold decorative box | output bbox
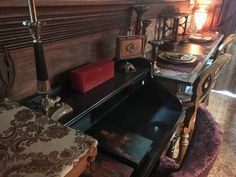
[70,60,114,93]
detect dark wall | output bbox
[0,0,190,100]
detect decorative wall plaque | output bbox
[116,35,145,60]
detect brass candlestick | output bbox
[23,0,73,120]
[133,6,149,35]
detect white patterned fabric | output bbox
[0,99,97,177]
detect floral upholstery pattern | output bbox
[151,105,223,177]
[0,99,97,177]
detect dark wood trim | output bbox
[0,0,190,100]
[0,0,136,7]
[0,0,189,7]
[136,0,188,4]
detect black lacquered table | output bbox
[152,31,224,86]
[22,58,184,177]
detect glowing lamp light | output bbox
[193,0,212,31]
[194,9,208,31]
[189,44,201,54]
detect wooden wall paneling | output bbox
[0,1,191,100]
[0,0,190,7]
[1,4,132,100]
[0,5,132,50]
[0,0,136,7]
[10,29,119,100]
[136,0,188,4]
[131,1,190,20]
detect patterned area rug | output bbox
[207,92,236,177]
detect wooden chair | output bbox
[176,33,236,105]
[176,52,230,164]
[205,33,236,104]
[150,106,223,177]
[150,53,229,177]
[165,52,230,163]
[218,33,236,54]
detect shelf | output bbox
[86,81,184,177]
[59,64,150,126]
[21,58,150,127]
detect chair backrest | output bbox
[149,54,230,175]
[218,33,236,54]
[176,53,230,165]
[186,53,231,129]
[193,53,231,104]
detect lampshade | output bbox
[194,9,208,31]
[193,0,212,31]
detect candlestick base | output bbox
[41,94,73,121]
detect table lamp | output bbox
[193,0,212,32]
[194,9,208,32]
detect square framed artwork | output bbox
[116,35,146,60]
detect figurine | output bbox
[124,62,136,73]
[152,61,160,74]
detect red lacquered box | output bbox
[70,60,114,93]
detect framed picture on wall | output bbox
[116,35,146,60]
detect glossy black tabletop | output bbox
[151,31,224,85]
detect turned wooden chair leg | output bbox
[203,92,210,106]
[177,128,190,164]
